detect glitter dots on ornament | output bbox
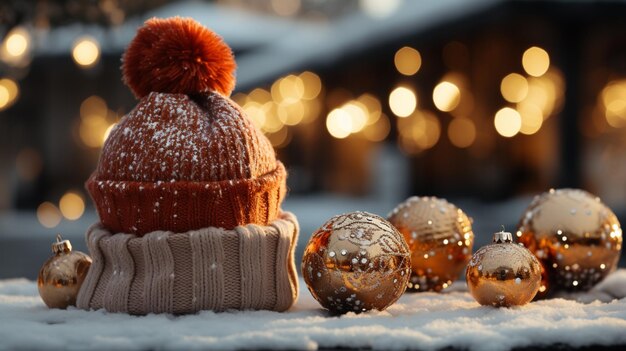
[301,211,411,314]
[388,196,474,292]
[517,188,622,293]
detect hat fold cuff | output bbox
[76,211,299,314]
[86,162,286,235]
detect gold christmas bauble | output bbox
[466,230,541,307]
[301,211,411,314]
[517,188,623,292]
[38,234,92,309]
[387,196,474,292]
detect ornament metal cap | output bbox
[52,234,72,255]
[492,228,513,243]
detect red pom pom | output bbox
[122,17,236,98]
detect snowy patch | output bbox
[1,271,626,350]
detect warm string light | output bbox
[59,192,85,220]
[494,107,522,137]
[496,47,563,138]
[389,86,417,117]
[522,46,550,77]
[397,110,441,154]
[37,191,86,228]
[326,94,388,140]
[37,202,62,228]
[1,26,31,66]
[78,95,118,148]
[72,36,100,68]
[433,81,460,112]
[0,78,20,110]
[599,79,626,128]
[238,71,323,147]
[394,46,422,76]
[448,118,476,148]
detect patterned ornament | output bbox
[517,188,622,293]
[302,211,411,314]
[38,234,92,309]
[387,196,474,292]
[466,230,541,307]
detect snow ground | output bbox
[1,270,625,350]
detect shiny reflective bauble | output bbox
[302,211,411,314]
[534,260,550,299]
[517,188,622,292]
[38,235,92,309]
[466,231,541,307]
[388,196,473,292]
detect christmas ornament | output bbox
[387,196,473,292]
[38,234,92,309]
[517,188,622,292]
[302,211,411,314]
[535,260,550,299]
[466,230,541,307]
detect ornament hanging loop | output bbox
[493,228,513,243]
[52,234,72,255]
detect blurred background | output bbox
[1,0,625,279]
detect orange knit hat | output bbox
[86,17,286,235]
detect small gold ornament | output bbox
[38,234,92,309]
[387,196,473,292]
[466,230,541,307]
[517,188,622,293]
[302,211,411,314]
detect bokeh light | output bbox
[266,126,291,148]
[500,73,528,103]
[1,26,30,64]
[4,28,29,57]
[0,78,19,110]
[397,110,441,154]
[80,114,110,148]
[37,202,62,228]
[72,36,101,68]
[342,101,368,133]
[448,118,476,148]
[394,46,422,76]
[494,107,522,137]
[517,102,543,135]
[59,191,85,221]
[522,46,550,77]
[326,108,352,139]
[363,114,390,142]
[600,79,626,128]
[300,71,322,100]
[80,95,107,118]
[278,74,305,103]
[278,100,305,126]
[433,81,460,112]
[389,86,417,117]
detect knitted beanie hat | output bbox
[77,17,298,314]
[86,17,285,236]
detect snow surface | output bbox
[1,270,626,350]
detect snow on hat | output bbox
[77,17,298,314]
[86,17,286,235]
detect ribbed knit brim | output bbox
[76,211,299,314]
[86,162,286,235]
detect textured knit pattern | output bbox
[86,91,285,235]
[76,212,299,314]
